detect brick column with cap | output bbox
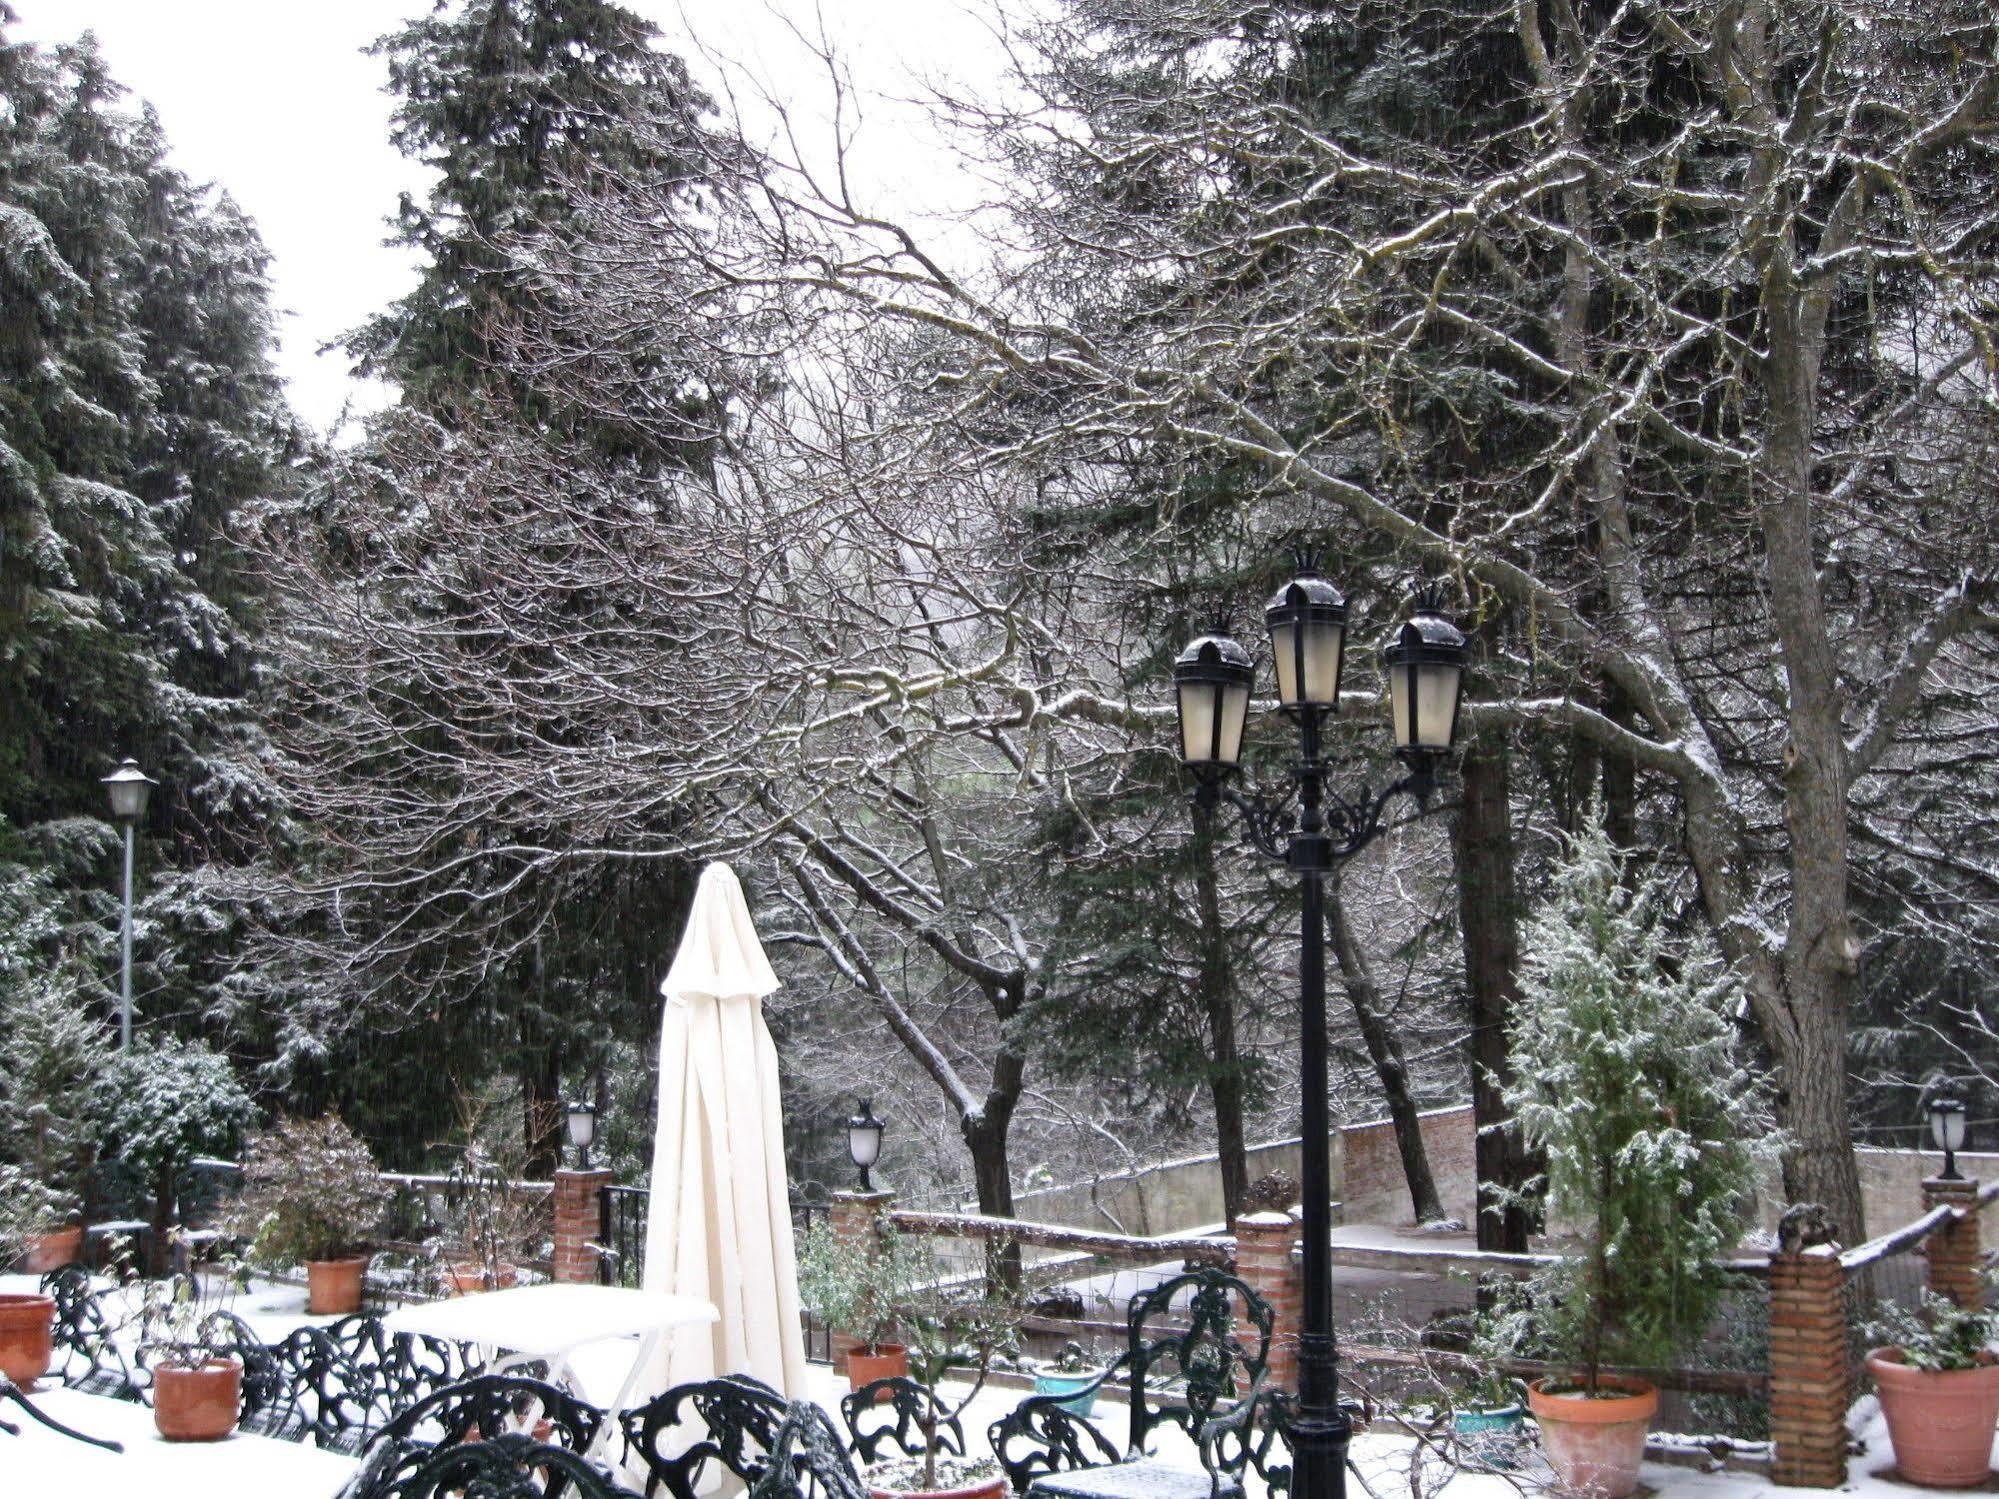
[551,1167,612,1284]
[1232,1211,1302,1392]
[1767,1245,1848,1488]
[827,1189,894,1376]
[1921,1175,1986,1310]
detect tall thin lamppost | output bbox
[1173,566,1466,1499]
[102,758,158,1051]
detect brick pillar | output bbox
[551,1167,612,1284]
[1921,1176,1985,1310]
[1233,1211,1302,1392]
[827,1189,893,1376]
[1768,1245,1848,1488]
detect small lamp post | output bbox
[1929,1096,1968,1181]
[1171,565,1467,1499]
[101,758,158,1051]
[566,1100,598,1171]
[847,1097,885,1192]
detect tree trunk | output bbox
[1327,883,1445,1224]
[1192,805,1250,1224]
[1454,735,1541,1254]
[963,1075,1021,1289]
[520,1045,563,1179]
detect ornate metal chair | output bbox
[348,1431,643,1499]
[38,1266,145,1401]
[839,1375,967,1465]
[988,1268,1290,1499]
[749,1400,872,1499]
[346,1370,607,1493]
[620,1373,790,1498]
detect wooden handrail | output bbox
[886,1209,1233,1267]
[1343,1342,1768,1398]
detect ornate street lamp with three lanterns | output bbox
[1172,560,1467,1499]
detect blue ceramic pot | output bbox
[1453,1404,1525,1468]
[1032,1370,1099,1418]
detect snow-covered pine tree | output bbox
[1501,817,1779,1392]
[0,18,295,1093]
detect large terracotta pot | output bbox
[1528,1377,1657,1499]
[444,1260,518,1296]
[1867,1348,1999,1488]
[0,1293,55,1386]
[152,1357,243,1442]
[846,1342,910,1395]
[21,1226,84,1273]
[306,1255,368,1315]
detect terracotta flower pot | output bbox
[1867,1347,1999,1488]
[0,1293,55,1387]
[866,1476,1006,1499]
[1528,1377,1658,1499]
[153,1357,243,1442]
[306,1255,368,1315]
[846,1342,909,1395]
[21,1226,84,1273]
[444,1260,518,1295]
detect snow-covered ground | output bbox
[8,1269,1987,1498]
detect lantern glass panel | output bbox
[848,1121,883,1169]
[566,1105,596,1150]
[1931,1101,1968,1152]
[1270,620,1344,708]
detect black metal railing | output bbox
[793,1195,830,1363]
[597,1185,650,1288]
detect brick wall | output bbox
[551,1168,610,1284]
[1338,1105,1477,1226]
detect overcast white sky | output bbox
[13,1,1019,436]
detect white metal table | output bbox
[383,1283,718,1462]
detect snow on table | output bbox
[3,1385,356,1498]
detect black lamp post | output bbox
[1173,566,1466,1499]
[101,758,158,1051]
[566,1100,598,1171]
[1929,1096,1967,1181]
[847,1098,885,1192]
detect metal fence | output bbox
[593,1182,834,1363]
[598,1184,650,1288]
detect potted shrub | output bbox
[1501,821,1779,1499]
[433,1142,543,1294]
[0,1163,65,1386]
[230,1113,394,1315]
[797,1217,926,1390]
[89,1036,251,1276]
[863,1277,1018,1499]
[1438,1294,1532,1470]
[0,977,101,1270]
[1863,1281,1999,1487]
[137,1240,250,1442]
[1030,1341,1101,1418]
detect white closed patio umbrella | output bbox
[640,861,808,1400]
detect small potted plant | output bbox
[434,1144,542,1294]
[0,1164,65,1386]
[137,1240,251,1442]
[1863,1280,1999,1487]
[797,1217,926,1390]
[863,1279,1018,1499]
[1501,821,1779,1499]
[230,1113,394,1315]
[1030,1341,1101,1418]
